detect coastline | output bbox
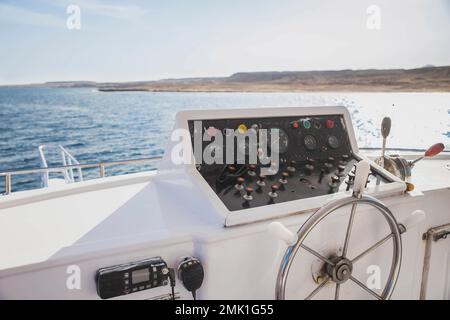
[3,66,449,93]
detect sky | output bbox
[0,0,449,85]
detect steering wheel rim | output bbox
[276,194,402,300]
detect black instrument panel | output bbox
[188,114,388,211]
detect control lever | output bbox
[268,222,298,246]
[398,210,426,234]
[177,257,204,300]
[409,143,445,167]
[380,117,391,168]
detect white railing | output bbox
[38,145,84,187]
[0,156,163,195]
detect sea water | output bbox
[0,88,448,192]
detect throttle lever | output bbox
[380,117,391,168]
[410,143,445,167]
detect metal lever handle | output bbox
[380,117,391,168]
[410,143,445,166]
[381,117,392,139]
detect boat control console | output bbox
[188,114,391,211]
[162,107,406,226]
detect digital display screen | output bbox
[131,269,150,284]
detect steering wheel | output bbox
[272,161,407,300]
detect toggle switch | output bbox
[279,172,289,184]
[257,174,266,187]
[235,177,245,190]
[243,187,254,201]
[269,184,280,198]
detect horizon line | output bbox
[1,64,448,87]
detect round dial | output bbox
[304,135,318,151]
[327,135,340,149]
[268,128,289,154]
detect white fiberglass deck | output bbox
[0,155,449,299]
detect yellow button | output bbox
[238,124,248,134]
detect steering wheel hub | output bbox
[327,257,353,284]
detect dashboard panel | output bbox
[188,114,390,211]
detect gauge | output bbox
[304,135,317,151]
[327,135,340,149]
[268,128,289,154]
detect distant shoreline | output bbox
[3,66,450,92]
[96,87,449,93]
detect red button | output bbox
[326,120,335,129]
[292,121,299,129]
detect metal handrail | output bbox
[38,144,84,186]
[0,156,163,196]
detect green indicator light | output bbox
[303,120,311,129]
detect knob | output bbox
[331,175,340,184]
[247,164,257,177]
[328,175,340,193]
[279,172,289,184]
[243,187,254,201]
[227,165,236,173]
[323,162,333,173]
[342,154,350,161]
[304,158,315,174]
[269,184,279,198]
[327,157,335,163]
[336,164,346,176]
[257,174,266,187]
[235,177,245,190]
[287,160,296,173]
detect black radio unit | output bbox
[96,257,170,299]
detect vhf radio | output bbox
[96,257,170,299]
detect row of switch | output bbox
[232,155,351,201]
